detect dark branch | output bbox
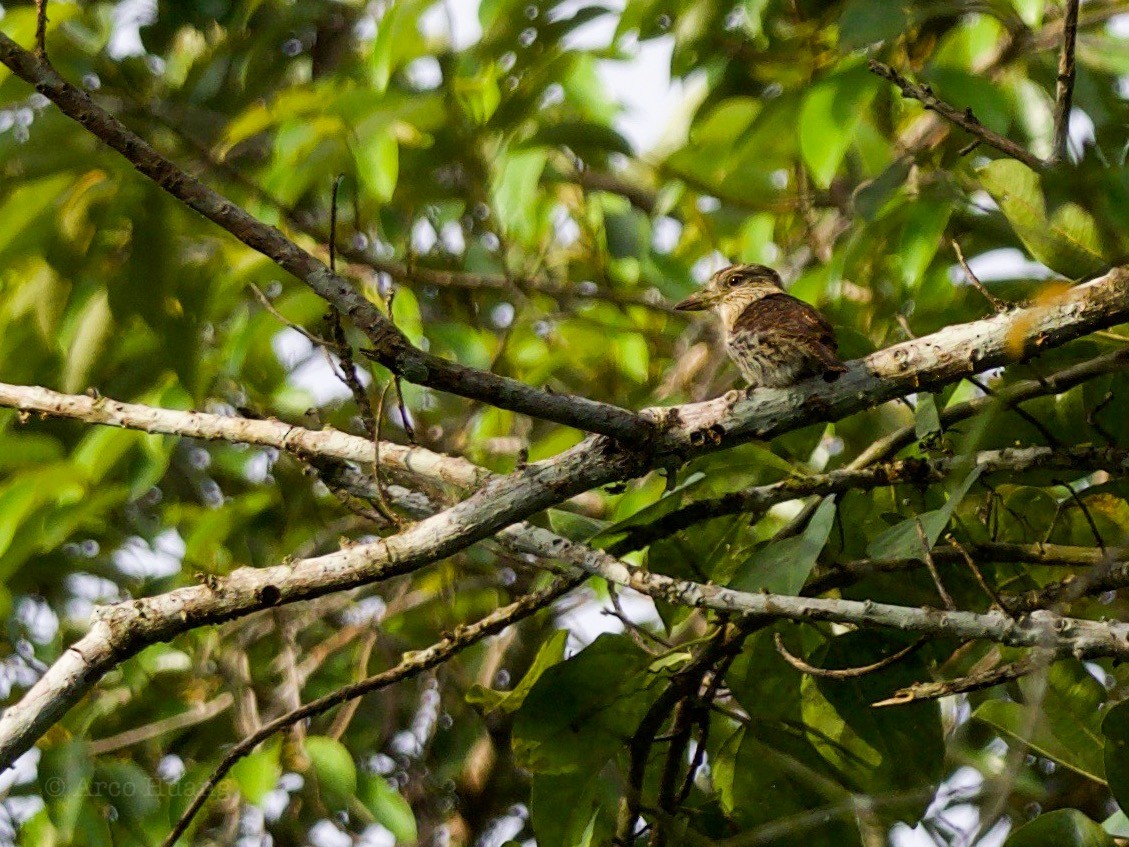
[0,33,651,444]
[868,59,1046,171]
[1051,0,1080,164]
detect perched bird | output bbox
[674,264,846,389]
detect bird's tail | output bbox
[812,345,847,382]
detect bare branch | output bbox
[773,632,925,680]
[34,0,47,60]
[952,240,1009,313]
[611,445,1129,554]
[868,59,1046,170]
[873,652,1047,706]
[915,518,957,610]
[1051,0,1081,164]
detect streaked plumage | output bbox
[674,264,846,389]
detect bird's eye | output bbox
[727,276,743,287]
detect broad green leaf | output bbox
[62,290,113,394]
[914,393,942,442]
[547,509,609,542]
[978,160,1108,278]
[530,773,612,847]
[731,496,837,595]
[513,634,657,774]
[800,67,878,188]
[1103,700,1129,812]
[899,203,952,287]
[973,661,1107,781]
[304,736,358,811]
[39,741,93,841]
[359,773,417,843]
[355,129,399,203]
[467,629,569,714]
[803,631,944,801]
[838,0,910,49]
[866,467,981,561]
[231,742,282,805]
[492,149,548,240]
[1004,810,1114,847]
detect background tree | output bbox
[3,1,1129,845]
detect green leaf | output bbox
[803,630,944,800]
[838,0,910,49]
[523,121,633,157]
[973,661,1107,781]
[359,773,417,843]
[370,0,427,93]
[492,149,548,240]
[467,629,569,714]
[547,510,609,542]
[39,741,93,841]
[1103,699,1129,812]
[304,736,358,811]
[978,160,1109,278]
[355,129,399,203]
[899,202,952,287]
[530,772,611,847]
[513,634,657,774]
[731,496,837,595]
[914,393,942,442]
[231,742,281,805]
[1004,810,1114,847]
[62,290,113,394]
[799,66,878,188]
[866,467,982,561]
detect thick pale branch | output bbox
[497,524,1129,661]
[0,383,486,491]
[612,446,1129,554]
[0,32,647,443]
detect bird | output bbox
[674,264,847,389]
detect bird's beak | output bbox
[674,292,709,312]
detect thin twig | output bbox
[1051,0,1081,164]
[371,382,404,526]
[248,283,339,349]
[161,575,580,847]
[382,287,416,443]
[1055,478,1107,556]
[773,632,925,680]
[952,240,1009,313]
[869,60,1046,170]
[34,0,48,60]
[915,519,957,610]
[873,652,1046,706]
[968,376,1061,446]
[946,535,1011,617]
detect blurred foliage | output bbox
[3,0,1129,845]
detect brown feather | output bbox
[729,293,846,385]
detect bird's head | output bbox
[674,264,783,314]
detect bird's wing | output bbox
[732,293,840,353]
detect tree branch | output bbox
[868,59,1047,170]
[611,446,1129,554]
[1051,0,1080,164]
